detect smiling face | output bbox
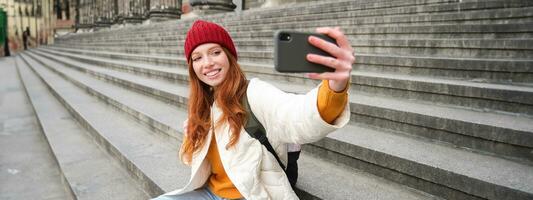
[190,43,230,88]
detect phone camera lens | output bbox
[280,33,292,41]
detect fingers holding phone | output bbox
[274,30,337,73]
[273,29,354,91]
[306,27,355,92]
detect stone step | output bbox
[354,53,533,84]
[50,46,529,70]
[60,36,533,52]
[18,53,189,198]
[71,26,531,47]
[32,47,533,166]
[219,2,524,32]
[303,121,533,200]
[228,23,533,40]
[66,1,531,41]
[50,45,531,65]
[229,0,459,22]
[63,4,533,44]
[57,37,533,60]
[25,48,533,200]
[45,46,533,84]
[294,152,439,200]
[59,0,460,40]
[47,46,180,68]
[21,52,187,146]
[136,4,533,38]
[230,15,532,34]
[57,34,533,66]
[224,0,533,27]
[237,38,533,51]
[67,11,533,46]
[15,56,150,200]
[353,70,533,112]
[40,48,187,82]
[0,57,69,200]
[266,77,533,166]
[18,51,438,200]
[217,3,533,29]
[42,47,533,117]
[27,49,188,108]
[52,46,178,58]
[64,23,533,46]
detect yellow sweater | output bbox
[207,80,349,198]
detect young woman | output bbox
[153,20,355,200]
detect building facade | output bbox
[72,0,317,31]
[1,0,317,55]
[75,0,184,31]
[1,0,54,54]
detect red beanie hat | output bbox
[184,20,237,61]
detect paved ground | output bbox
[0,55,69,200]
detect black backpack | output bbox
[242,91,300,188]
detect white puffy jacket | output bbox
[163,78,350,199]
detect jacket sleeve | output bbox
[246,78,350,144]
[317,80,349,124]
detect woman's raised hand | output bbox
[306,27,355,92]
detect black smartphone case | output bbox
[274,30,337,73]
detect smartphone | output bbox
[274,30,337,73]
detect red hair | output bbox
[180,47,248,164]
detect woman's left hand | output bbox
[306,27,355,92]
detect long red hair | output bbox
[180,47,248,164]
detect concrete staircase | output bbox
[15,0,533,199]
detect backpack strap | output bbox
[243,82,287,170]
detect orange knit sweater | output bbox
[207,80,349,198]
